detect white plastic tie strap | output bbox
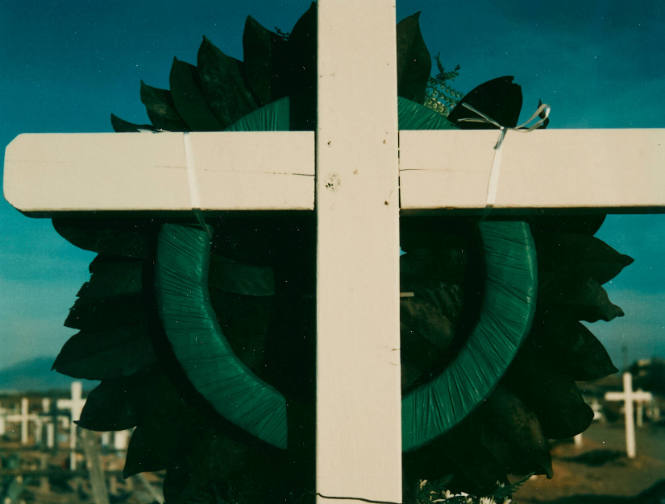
[458,102,551,207]
[183,133,211,235]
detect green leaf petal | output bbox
[535,232,634,285]
[169,58,223,131]
[139,81,188,131]
[532,318,618,380]
[110,114,155,133]
[396,12,431,103]
[124,426,171,476]
[65,294,146,330]
[197,37,257,128]
[77,381,139,431]
[242,16,289,106]
[77,256,143,299]
[545,277,625,322]
[507,358,594,438]
[53,324,155,379]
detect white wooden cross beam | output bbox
[605,372,653,458]
[3,0,665,501]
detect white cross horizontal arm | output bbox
[4,131,315,212]
[605,391,653,401]
[400,129,665,210]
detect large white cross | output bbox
[605,372,653,458]
[3,1,665,501]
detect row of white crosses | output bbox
[0,382,130,470]
[4,0,665,500]
[604,372,654,458]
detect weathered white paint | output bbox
[399,129,665,210]
[4,132,315,212]
[316,1,401,502]
[605,372,653,458]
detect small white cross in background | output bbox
[605,372,653,458]
[3,0,665,499]
[5,398,40,444]
[56,381,86,469]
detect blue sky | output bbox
[0,0,664,369]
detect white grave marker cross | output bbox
[605,372,653,458]
[6,398,40,445]
[4,0,665,501]
[57,381,86,470]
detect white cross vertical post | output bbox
[317,1,401,502]
[57,381,86,470]
[604,372,653,458]
[0,405,7,436]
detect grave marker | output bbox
[605,372,653,458]
[56,382,85,469]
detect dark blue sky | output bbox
[1,0,664,368]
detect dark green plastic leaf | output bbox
[533,319,618,381]
[535,232,634,285]
[52,218,154,259]
[53,324,155,379]
[110,114,155,133]
[169,58,222,131]
[140,81,188,131]
[285,2,317,130]
[198,37,257,128]
[124,426,171,476]
[546,277,625,322]
[529,214,606,236]
[398,97,456,130]
[507,357,594,439]
[77,256,143,299]
[243,16,288,105]
[65,294,146,330]
[209,253,275,296]
[449,76,522,128]
[396,12,431,103]
[480,386,552,478]
[77,380,139,431]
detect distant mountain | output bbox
[0,356,97,393]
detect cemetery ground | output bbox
[514,421,665,503]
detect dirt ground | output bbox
[513,422,665,503]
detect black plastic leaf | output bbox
[110,114,155,133]
[243,16,289,106]
[535,232,634,285]
[529,214,606,236]
[449,76,522,128]
[546,277,625,322]
[53,324,155,379]
[65,294,146,330]
[480,386,552,478]
[124,426,171,476]
[507,357,594,439]
[198,37,257,128]
[77,380,139,431]
[396,12,431,104]
[169,58,223,131]
[77,256,143,299]
[140,81,188,131]
[53,218,154,259]
[285,2,317,130]
[532,318,618,381]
